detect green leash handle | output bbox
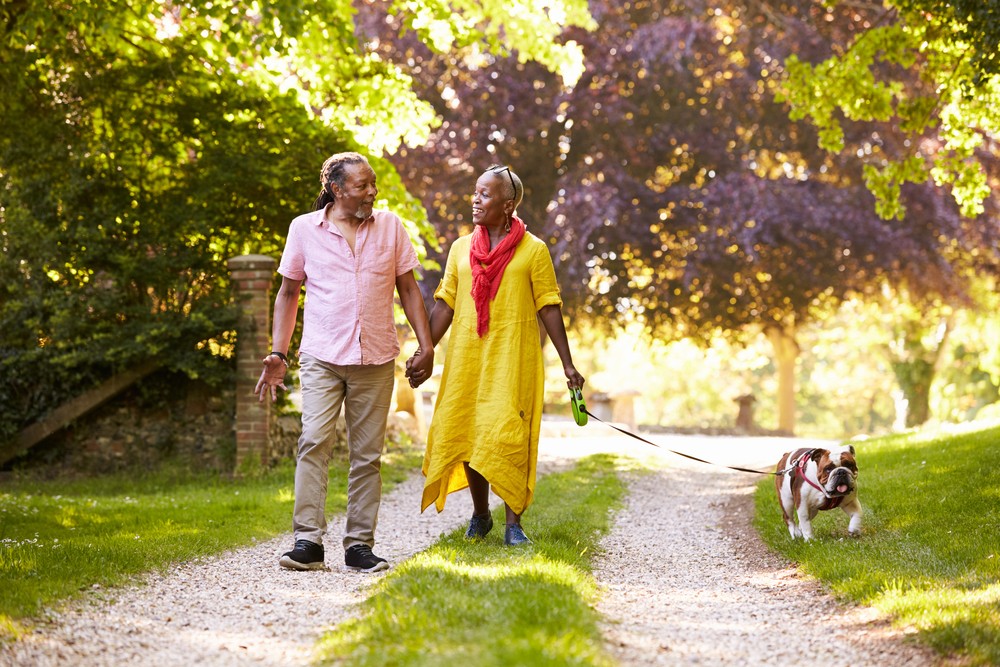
[570,387,588,426]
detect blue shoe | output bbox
[465,513,494,539]
[504,523,531,546]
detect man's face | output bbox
[471,173,511,227]
[335,162,378,220]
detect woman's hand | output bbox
[405,347,434,388]
[564,364,585,390]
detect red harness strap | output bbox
[795,453,844,510]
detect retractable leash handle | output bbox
[570,387,588,426]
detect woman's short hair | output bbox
[485,164,523,209]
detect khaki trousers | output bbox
[292,353,395,550]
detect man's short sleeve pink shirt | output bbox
[278,208,420,365]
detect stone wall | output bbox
[10,366,425,477]
[13,373,235,475]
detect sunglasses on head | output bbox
[489,165,517,200]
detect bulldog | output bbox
[774,445,861,541]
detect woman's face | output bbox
[471,172,511,227]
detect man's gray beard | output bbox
[354,205,373,220]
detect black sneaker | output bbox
[345,544,389,572]
[504,523,532,546]
[279,539,325,570]
[465,513,494,539]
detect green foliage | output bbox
[0,440,424,639]
[0,1,356,441]
[778,1,1000,219]
[389,0,594,86]
[862,156,929,220]
[315,454,626,666]
[894,0,1000,87]
[783,25,915,153]
[754,422,1000,665]
[0,0,593,444]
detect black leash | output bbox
[581,407,783,477]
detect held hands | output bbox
[405,346,434,388]
[254,354,288,402]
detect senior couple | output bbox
[255,152,584,572]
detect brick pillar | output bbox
[228,254,277,469]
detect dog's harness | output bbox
[787,448,844,510]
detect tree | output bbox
[779,0,1000,219]
[0,0,593,443]
[379,0,1000,433]
[884,299,954,428]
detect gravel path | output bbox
[594,465,938,666]
[3,473,483,667]
[3,432,940,666]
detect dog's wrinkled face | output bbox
[816,445,858,497]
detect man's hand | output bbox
[254,354,288,402]
[405,347,434,388]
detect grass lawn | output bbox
[315,454,629,667]
[0,440,424,641]
[754,421,1000,666]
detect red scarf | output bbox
[470,216,526,337]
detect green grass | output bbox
[0,442,424,641]
[315,454,630,666]
[754,421,1000,665]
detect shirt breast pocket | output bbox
[362,244,393,277]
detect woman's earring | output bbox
[505,219,512,233]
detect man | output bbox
[256,152,433,572]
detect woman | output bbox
[407,164,585,545]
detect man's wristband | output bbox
[268,351,289,366]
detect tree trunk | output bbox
[766,325,799,435]
[887,309,953,429]
[891,358,937,428]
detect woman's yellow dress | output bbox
[421,231,562,514]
